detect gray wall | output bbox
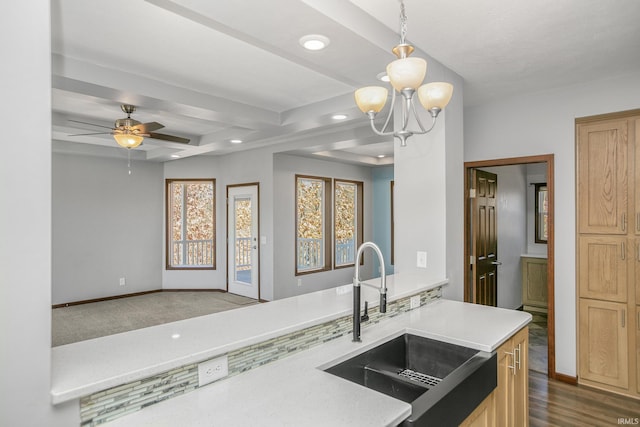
[372,166,394,275]
[465,72,640,377]
[273,154,374,299]
[52,154,164,304]
[1,1,78,425]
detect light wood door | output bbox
[635,119,640,237]
[579,298,629,389]
[577,119,629,234]
[472,169,498,306]
[512,327,529,426]
[495,326,529,427]
[578,236,629,302]
[637,305,640,394]
[637,238,640,305]
[460,393,494,427]
[522,257,548,310]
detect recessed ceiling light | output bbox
[332,114,348,120]
[230,139,243,144]
[170,154,180,158]
[376,72,390,82]
[377,154,386,158]
[299,34,330,51]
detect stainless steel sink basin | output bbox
[324,333,496,426]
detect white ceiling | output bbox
[51,0,640,165]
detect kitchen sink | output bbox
[323,333,496,426]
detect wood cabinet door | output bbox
[579,299,629,389]
[578,236,629,302]
[512,327,529,427]
[635,119,640,236]
[460,393,495,427]
[637,305,640,395]
[577,119,628,234]
[495,335,513,427]
[637,238,640,305]
[522,257,548,309]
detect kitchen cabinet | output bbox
[459,393,494,427]
[521,256,548,312]
[495,326,529,427]
[579,299,628,390]
[577,111,640,399]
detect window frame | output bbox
[295,175,332,276]
[165,178,216,270]
[333,179,364,269]
[534,182,548,244]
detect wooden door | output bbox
[577,119,629,234]
[637,304,640,394]
[472,169,498,306]
[637,238,640,305]
[579,299,629,389]
[512,327,529,426]
[578,236,628,302]
[522,257,548,310]
[635,119,640,237]
[495,335,513,427]
[460,394,495,427]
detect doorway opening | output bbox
[464,155,555,379]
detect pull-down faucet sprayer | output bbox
[352,242,387,342]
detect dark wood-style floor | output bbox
[529,371,640,426]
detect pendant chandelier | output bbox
[354,1,453,147]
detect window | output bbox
[295,175,331,274]
[534,183,548,243]
[166,179,215,269]
[334,180,363,268]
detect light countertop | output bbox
[521,253,548,259]
[107,299,531,426]
[51,273,447,404]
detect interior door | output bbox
[227,184,259,299]
[471,169,498,306]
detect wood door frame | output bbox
[464,154,556,379]
[226,182,261,300]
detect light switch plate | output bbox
[416,251,427,268]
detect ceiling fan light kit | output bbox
[69,104,190,150]
[354,1,454,147]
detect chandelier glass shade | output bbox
[354,2,454,146]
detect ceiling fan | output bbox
[69,104,190,148]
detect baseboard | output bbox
[52,288,226,308]
[554,372,578,385]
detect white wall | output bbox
[393,62,465,297]
[483,166,528,310]
[0,2,78,425]
[52,154,164,304]
[465,72,640,377]
[273,154,374,299]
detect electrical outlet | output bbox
[416,251,427,268]
[410,295,421,309]
[119,277,126,286]
[198,355,228,387]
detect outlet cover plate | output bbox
[198,355,228,387]
[416,251,427,268]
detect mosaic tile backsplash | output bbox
[80,287,442,425]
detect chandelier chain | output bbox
[399,1,407,44]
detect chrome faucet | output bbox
[353,242,387,342]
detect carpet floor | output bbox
[52,291,258,347]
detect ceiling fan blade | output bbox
[68,119,114,130]
[133,121,164,133]
[69,132,112,136]
[147,132,190,144]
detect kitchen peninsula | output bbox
[51,274,530,426]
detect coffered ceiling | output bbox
[51,0,640,165]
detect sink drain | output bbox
[397,369,442,388]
